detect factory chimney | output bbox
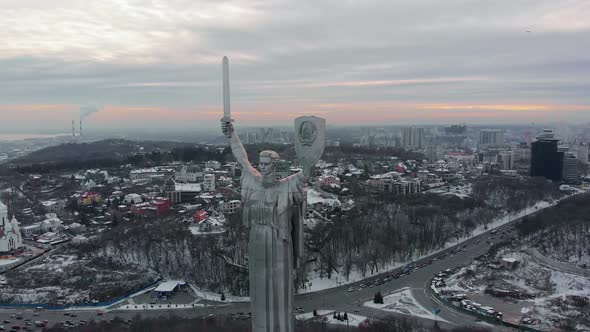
[72,120,75,137]
[79,119,82,137]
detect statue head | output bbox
[259,150,279,177]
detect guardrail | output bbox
[427,277,544,332]
[0,279,160,310]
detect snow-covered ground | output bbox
[296,310,368,327]
[307,189,340,207]
[0,258,20,266]
[296,310,332,321]
[364,287,449,323]
[324,313,368,327]
[188,227,226,235]
[445,245,590,330]
[188,282,248,303]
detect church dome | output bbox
[11,216,19,228]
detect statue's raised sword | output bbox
[222,56,232,123]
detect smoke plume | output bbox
[80,105,101,119]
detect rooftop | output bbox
[154,280,185,293]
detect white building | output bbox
[71,235,89,245]
[40,199,65,213]
[130,168,162,182]
[563,152,579,183]
[40,214,63,233]
[0,201,23,253]
[67,222,87,234]
[175,165,203,183]
[316,175,340,188]
[577,144,588,164]
[497,150,514,170]
[221,200,241,214]
[21,224,42,238]
[205,160,222,170]
[124,193,143,205]
[417,170,442,184]
[82,179,96,191]
[203,174,215,192]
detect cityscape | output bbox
[1,1,590,332]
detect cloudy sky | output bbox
[1,0,589,132]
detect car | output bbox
[347,287,355,292]
[96,312,104,316]
[3,321,10,324]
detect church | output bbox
[0,201,23,253]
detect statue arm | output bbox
[229,130,260,177]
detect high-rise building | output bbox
[479,129,505,147]
[530,130,564,181]
[203,173,215,192]
[402,127,425,148]
[246,132,258,144]
[562,152,579,183]
[577,144,588,164]
[498,150,514,170]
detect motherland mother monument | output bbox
[220,56,325,332]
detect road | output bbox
[0,208,535,331]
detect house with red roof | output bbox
[192,209,208,223]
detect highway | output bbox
[0,209,530,331]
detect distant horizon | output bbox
[0,121,585,138]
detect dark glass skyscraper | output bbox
[530,130,563,181]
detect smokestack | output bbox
[72,120,75,137]
[80,119,82,137]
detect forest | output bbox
[64,175,564,298]
[516,192,590,266]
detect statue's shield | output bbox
[294,116,325,165]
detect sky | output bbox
[0,0,589,133]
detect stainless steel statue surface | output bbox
[220,57,325,332]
